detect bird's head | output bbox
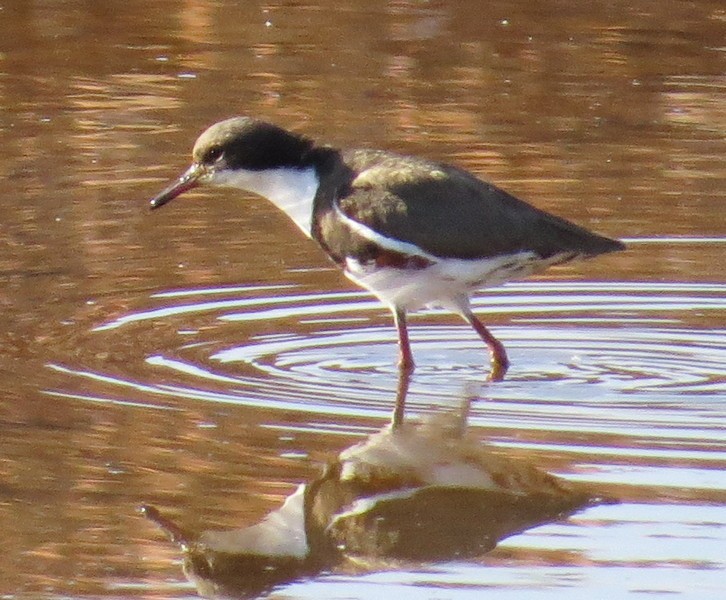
[149,117,315,209]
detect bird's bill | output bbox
[149,164,205,210]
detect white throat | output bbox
[212,166,319,237]
[197,484,309,558]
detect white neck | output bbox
[197,484,309,558]
[212,166,319,237]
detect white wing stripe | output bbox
[333,203,437,261]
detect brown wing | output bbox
[334,150,623,260]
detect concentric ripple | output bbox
[47,281,725,422]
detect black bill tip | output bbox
[149,165,202,210]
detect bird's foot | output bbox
[487,357,509,382]
[487,343,510,382]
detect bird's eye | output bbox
[204,146,224,164]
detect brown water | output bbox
[1,0,724,598]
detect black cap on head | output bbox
[193,117,314,171]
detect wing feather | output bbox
[334,150,622,260]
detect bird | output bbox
[141,402,599,596]
[149,116,625,380]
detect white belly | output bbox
[344,251,566,312]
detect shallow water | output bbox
[1,0,724,598]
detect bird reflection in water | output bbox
[142,384,610,599]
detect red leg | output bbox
[393,308,415,373]
[460,307,509,381]
[391,366,412,430]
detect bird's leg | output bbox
[391,366,412,430]
[459,306,509,382]
[393,308,415,373]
